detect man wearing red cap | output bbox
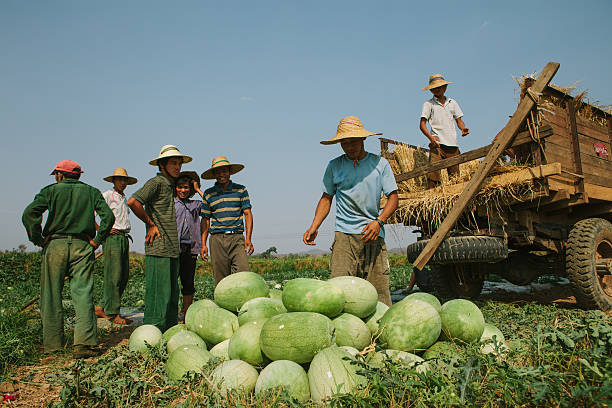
[22,160,115,358]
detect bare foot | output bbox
[95,305,111,319]
[111,315,132,325]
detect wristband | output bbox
[375,217,384,228]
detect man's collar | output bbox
[113,188,125,196]
[60,178,79,184]
[156,172,173,185]
[214,180,233,192]
[431,96,452,106]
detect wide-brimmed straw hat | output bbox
[422,74,452,91]
[201,156,244,180]
[320,116,382,145]
[103,168,138,185]
[149,145,193,166]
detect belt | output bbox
[48,233,91,242]
[212,230,243,235]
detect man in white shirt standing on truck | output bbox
[419,73,470,189]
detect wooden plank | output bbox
[542,147,578,173]
[541,106,568,128]
[548,175,577,194]
[412,62,560,270]
[578,133,612,160]
[395,144,491,182]
[584,183,612,202]
[581,153,612,175]
[576,122,609,143]
[583,173,612,189]
[576,116,609,136]
[566,98,584,194]
[511,125,554,147]
[396,163,561,200]
[379,137,430,153]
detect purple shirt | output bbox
[174,197,202,255]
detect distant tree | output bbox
[17,244,27,253]
[259,246,278,259]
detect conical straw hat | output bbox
[200,156,245,180]
[320,116,382,145]
[422,74,452,91]
[149,145,193,166]
[103,168,138,185]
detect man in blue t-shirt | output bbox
[303,116,398,305]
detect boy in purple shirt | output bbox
[174,171,203,315]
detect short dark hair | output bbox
[157,158,169,172]
[59,171,80,180]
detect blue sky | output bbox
[2,1,611,254]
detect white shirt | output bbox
[102,189,131,232]
[421,96,464,147]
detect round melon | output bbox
[190,305,239,346]
[166,345,213,381]
[479,323,508,355]
[214,272,269,312]
[404,292,441,312]
[422,341,461,360]
[327,276,378,317]
[282,278,345,318]
[367,349,429,373]
[129,324,162,353]
[238,297,286,326]
[439,299,485,344]
[260,312,335,364]
[332,313,371,350]
[228,320,267,366]
[379,298,441,352]
[212,360,259,394]
[268,288,283,301]
[209,339,230,361]
[255,360,310,402]
[340,346,359,357]
[185,299,218,332]
[363,301,389,334]
[166,330,207,354]
[163,324,188,343]
[308,345,366,403]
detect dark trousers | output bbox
[209,233,250,285]
[179,244,196,295]
[427,143,460,186]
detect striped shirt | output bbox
[131,173,179,258]
[201,181,251,234]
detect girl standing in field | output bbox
[174,171,204,317]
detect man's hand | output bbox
[461,127,470,137]
[145,225,162,246]
[361,220,381,243]
[200,245,209,261]
[429,136,441,149]
[303,227,318,245]
[89,239,100,250]
[244,239,254,255]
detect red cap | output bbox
[50,160,83,175]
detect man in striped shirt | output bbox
[200,156,254,285]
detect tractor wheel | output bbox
[566,218,612,311]
[430,263,485,300]
[406,236,507,264]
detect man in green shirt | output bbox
[128,145,192,331]
[22,160,115,358]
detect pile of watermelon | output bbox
[129,271,507,403]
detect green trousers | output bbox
[40,237,97,351]
[102,234,130,315]
[144,255,179,331]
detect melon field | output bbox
[0,250,611,407]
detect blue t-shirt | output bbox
[322,152,397,238]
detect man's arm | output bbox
[22,191,48,247]
[303,193,333,245]
[360,190,399,242]
[243,208,254,255]
[127,197,161,246]
[93,192,115,248]
[456,117,469,136]
[420,118,440,148]
[200,217,210,260]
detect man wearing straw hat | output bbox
[94,168,137,325]
[200,156,254,285]
[420,74,470,189]
[303,116,398,306]
[127,145,192,331]
[22,160,115,358]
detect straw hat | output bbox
[149,145,193,166]
[103,168,138,185]
[320,116,382,145]
[422,74,452,91]
[200,156,244,180]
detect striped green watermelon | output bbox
[379,298,441,352]
[332,313,372,351]
[214,272,269,312]
[162,324,188,343]
[212,360,259,394]
[166,330,207,354]
[366,349,429,373]
[282,278,345,318]
[190,305,239,346]
[228,320,267,366]
[209,339,230,361]
[185,299,217,332]
[260,312,335,363]
[403,292,441,312]
[439,299,485,344]
[308,345,366,403]
[328,276,378,318]
[166,345,213,381]
[479,323,508,355]
[238,297,286,326]
[363,301,389,334]
[255,360,310,402]
[129,324,162,353]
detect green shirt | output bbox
[131,173,179,258]
[22,179,115,246]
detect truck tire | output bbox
[566,218,612,311]
[406,236,508,265]
[430,263,485,300]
